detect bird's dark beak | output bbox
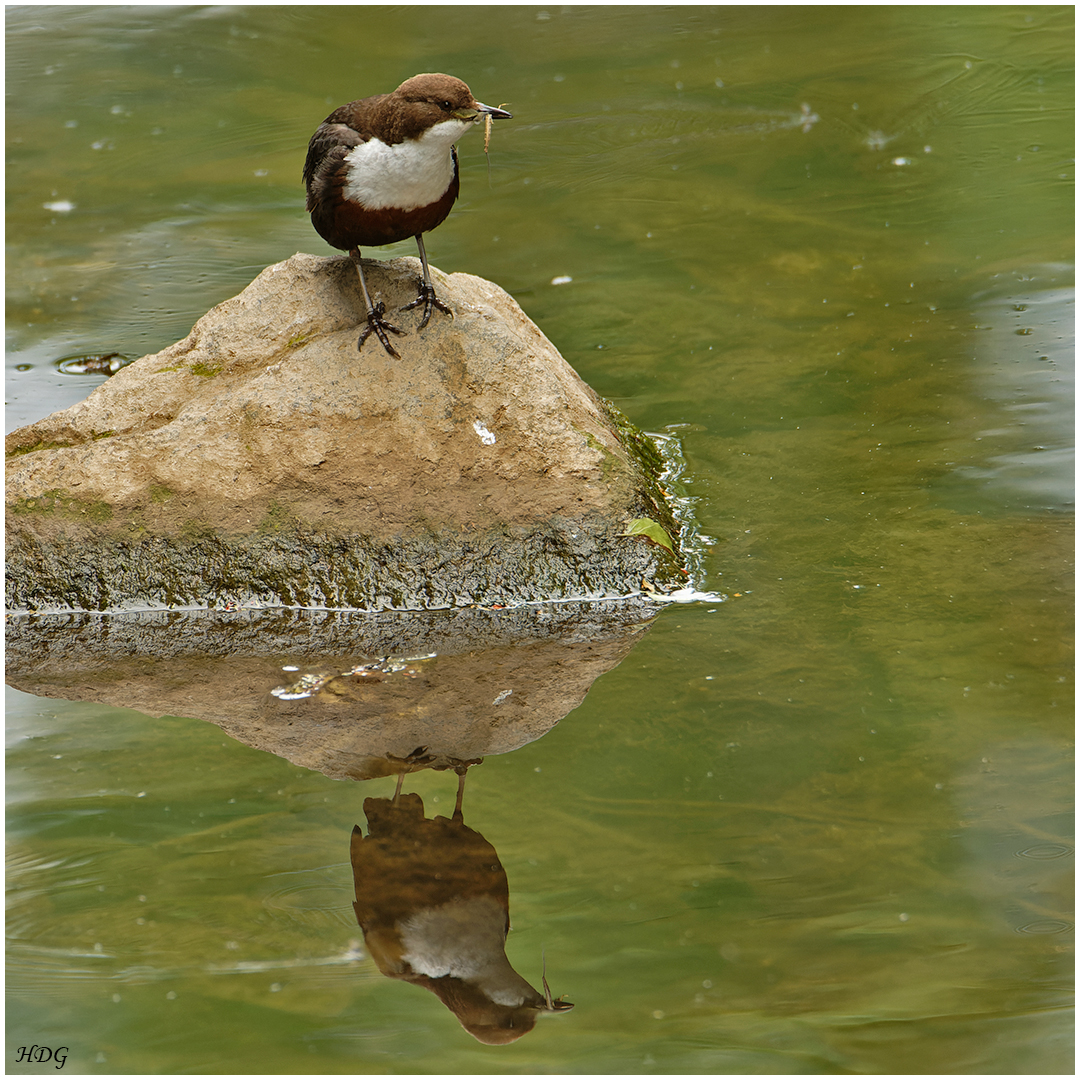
[541,966,573,1012]
[475,101,513,120]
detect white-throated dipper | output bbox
[303,73,512,358]
[351,780,573,1044]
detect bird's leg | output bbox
[349,248,406,358]
[452,768,467,822]
[392,770,405,803]
[401,234,453,330]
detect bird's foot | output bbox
[358,301,406,358]
[401,280,452,331]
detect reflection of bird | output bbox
[303,73,512,358]
[350,774,573,1044]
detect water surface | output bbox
[6,5,1073,1074]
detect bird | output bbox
[303,73,512,359]
[350,773,573,1044]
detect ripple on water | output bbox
[1014,919,1073,935]
[262,865,356,929]
[1016,843,1073,860]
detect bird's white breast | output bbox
[342,118,471,212]
[399,896,531,1006]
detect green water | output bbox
[6,5,1073,1074]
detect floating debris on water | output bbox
[655,586,726,604]
[348,653,436,676]
[271,653,438,700]
[55,352,131,376]
[271,672,332,700]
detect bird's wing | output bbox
[302,121,367,199]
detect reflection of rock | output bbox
[351,787,572,1044]
[5,253,682,613]
[5,602,658,780]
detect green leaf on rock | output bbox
[622,517,674,553]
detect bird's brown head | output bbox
[392,73,513,126]
[423,972,574,1045]
[454,991,575,1046]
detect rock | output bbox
[6,253,681,613]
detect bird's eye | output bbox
[440,100,453,110]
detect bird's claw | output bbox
[401,282,453,330]
[358,301,407,358]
